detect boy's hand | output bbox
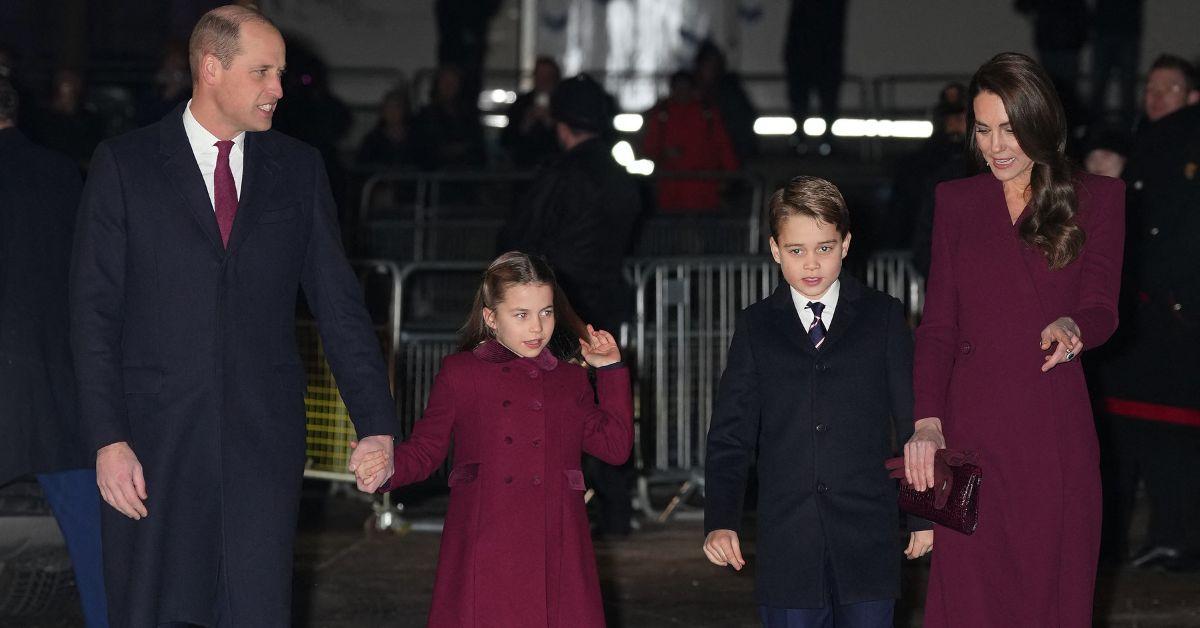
[703,529,746,571]
[579,324,621,368]
[905,530,934,559]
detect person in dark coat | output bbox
[500,56,562,169]
[498,74,642,536]
[355,86,417,169]
[905,53,1124,627]
[68,8,399,626]
[1092,57,1200,570]
[355,252,633,627]
[0,76,109,628]
[412,64,487,171]
[783,0,848,154]
[704,177,931,627]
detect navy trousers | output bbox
[758,557,894,628]
[37,468,109,627]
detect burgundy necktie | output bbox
[214,139,238,247]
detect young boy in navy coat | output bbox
[703,176,932,627]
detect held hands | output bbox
[905,530,934,560]
[1039,316,1083,373]
[347,434,394,492]
[903,417,946,491]
[96,442,148,520]
[703,529,747,571]
[579,324,621,368]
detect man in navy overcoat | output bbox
[69,6,398,626]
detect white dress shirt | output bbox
[182,100,245,210]
[790,279,841,331]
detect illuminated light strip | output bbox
[614,113,644,133]
[751,116,934,139]
[483,114,510,128]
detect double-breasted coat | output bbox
[704,275,924,608]
[379,339,633,627]
[69,104,398,626]
[915,172,1124,627]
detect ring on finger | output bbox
[1065,351,1075,361]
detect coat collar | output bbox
[157,102,282,257]
[472,339,559,371]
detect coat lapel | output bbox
[768,284,818,357]
[226,131,281,254]
[158,105,224,256]
[818,274,862,354]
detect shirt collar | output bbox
[183,99,246,155]
[790,278,841,313]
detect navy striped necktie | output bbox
[807,301,827,348]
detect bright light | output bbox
[802,117,827,137]
[753,116,797,136]
[611,140,636,166]
[482,114,510,129]
[490,89,517,104]
[828,118,934,138]
[613,113,644,133]
[626,159,655,176]
[880,119,935,138]
[831,118,875,137]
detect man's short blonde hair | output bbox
[188,5,277,78]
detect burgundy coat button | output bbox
[504,475,513,484]
[504,436,513,445]
[959,341,973,355]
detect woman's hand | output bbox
[579,324,621,368]
[905,530,934,560]
[1039,316,1083,373]
[904,417,946,490]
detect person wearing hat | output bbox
[498,74,641,537]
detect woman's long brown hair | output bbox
[968,52,1084,269]
[458,251,589,360]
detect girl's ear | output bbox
[483,306,497,330]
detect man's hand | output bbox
[348,435,394,492]
[703,529,747,571]
[96,442,148,519]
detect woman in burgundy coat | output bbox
[354,252,633,628]
[903,53,1124,627]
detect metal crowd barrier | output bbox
[356,169,768,262]
[301,253,923,524]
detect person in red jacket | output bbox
[641,70,739,213]
[352,252,633,628]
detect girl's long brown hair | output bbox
[968,52,1084,269]
[458,251,589,360]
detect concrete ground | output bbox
[6,483,1199,627]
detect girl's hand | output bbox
[905,530,934,560]
[579,324,621,368]
[1039,316,1083,373]
[348,440,390,488]
[904,417,946,490]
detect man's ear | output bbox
[200,53,222,86]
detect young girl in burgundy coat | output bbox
[353,251,633,628]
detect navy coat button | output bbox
[959,341,972,355]
[815,362,829,372]
[817,483,829,494]
[815,423,826,433]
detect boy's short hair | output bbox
[768,176,850,239]
[1149,54,1198,92]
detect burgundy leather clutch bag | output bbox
[884,449,982,535]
